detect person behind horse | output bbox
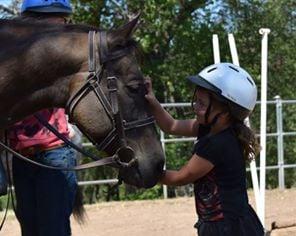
[145,63,265,235]
[8,0,78,235]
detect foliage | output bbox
[0,194,9,211]
[0,0,21,18]
[119,184,163,200]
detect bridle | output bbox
[65,30,155,167]
[0,30,155,171]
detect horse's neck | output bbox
[0,31,89,128]
[0,77,70,128]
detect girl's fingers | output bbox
[144,76,156,102]
[144,76,153,91]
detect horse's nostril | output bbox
[116,146,135,163]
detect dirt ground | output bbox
[1,189,296,236]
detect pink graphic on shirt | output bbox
[9,108,69,151]
[194,170,224,221]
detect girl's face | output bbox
[192,88,211,124]
[192,88,227,125]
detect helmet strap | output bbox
[204,94,212,124]
[204,94,226,128]
[208,112,223,126]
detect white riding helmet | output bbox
[187,63,257,121]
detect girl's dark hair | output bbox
[232,119,260,161]
[21,11,70,18]
[210,91,260,161]
[17,12,69,24]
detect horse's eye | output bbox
[126,81,141,93]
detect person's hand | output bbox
[144,76,156,104]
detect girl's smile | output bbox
[192,89,211,122]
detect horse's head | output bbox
[69,16,165,188]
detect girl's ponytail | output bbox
[232,120,260,161]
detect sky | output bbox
[0,0,12,6]
[0,0,16,17]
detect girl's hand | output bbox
[144,76,156,103]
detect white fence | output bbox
[79,97,296,194]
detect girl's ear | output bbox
[212,100,230,116]
[220,109,231,122]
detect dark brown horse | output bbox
[0,16,164,189]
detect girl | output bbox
[145,63,264,236]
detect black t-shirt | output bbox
[193,125,249,221]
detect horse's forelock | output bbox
[125,40,144,65]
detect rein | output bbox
[0,141,126,171]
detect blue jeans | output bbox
[0,157,7,195]
[13,146,77,236]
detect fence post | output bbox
[275,95,285,189]
[160,130,168,199]
[258,28,270,228]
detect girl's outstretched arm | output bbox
[145,77,199,137]
[159,155,214,186]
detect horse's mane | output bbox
[0,18,99,34]
[0,18,141,64]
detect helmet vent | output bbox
[207,67,217,73]
[228,65,239,72]
[246,77,254,86]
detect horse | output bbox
[0,16,165,190]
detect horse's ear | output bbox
[108,13,140,49]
